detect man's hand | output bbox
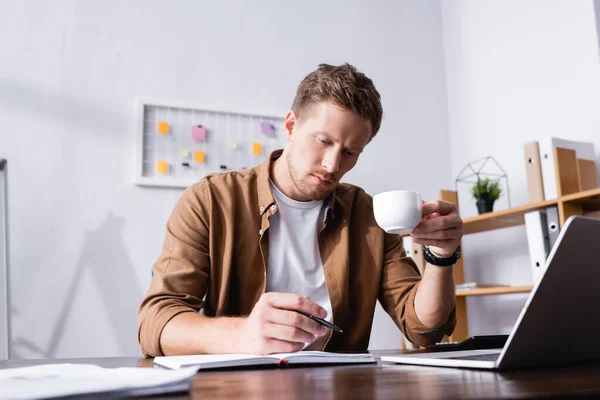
[410,200,463,258]
[238,293,328,354]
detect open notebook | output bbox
[154,351,376,370]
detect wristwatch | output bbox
[423,245,461,267]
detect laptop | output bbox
[382,215,600,370]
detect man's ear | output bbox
[283,111,297,143]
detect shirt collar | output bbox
[257,149,338,218]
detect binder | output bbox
[523,142,545,202]
[577,159,599,191]
[0,159,8,360]
[538,138,596,200]
[402,236,426,275]
[402,235,413,257]
[545,206,560,251]
[554,147,580,196]
[524,211,550,283]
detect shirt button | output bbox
[259,229,263,235]
[270,205,277,211]
[260,207,265,212]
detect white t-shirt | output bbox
[266,181,333,323]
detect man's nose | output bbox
[322,149,341,174]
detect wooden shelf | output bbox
[560,187,600,202]
[462,200,558,234]
[561,187,600,212]
[401,188,600,238]
[456,285,533,297]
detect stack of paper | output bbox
[0,363,197,400]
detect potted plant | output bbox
[471,178,502,214]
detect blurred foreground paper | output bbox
[0,363,196,400]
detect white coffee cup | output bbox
[373,190,422,234]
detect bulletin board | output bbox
[134,98,285,188]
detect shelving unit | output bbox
[455,286,533,297]
[441,149,600,342]
[461,199,558,234]
[461,187,600,235]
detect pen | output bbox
[296,311,343,333]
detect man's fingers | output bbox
[421,200,456,217]
[267,308,327,337]
[263,322,316,344]
[413,214,462,234]
[267,293,327,318]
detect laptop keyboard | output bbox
[449,353,500,361]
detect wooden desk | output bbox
[2,350,600,399]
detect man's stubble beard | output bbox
[286,148,332,201]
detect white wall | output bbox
[0,0,451,358]
[596,0,600,54]
[440,0,600,335]
[0,161,8,360]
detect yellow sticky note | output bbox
[158,121,169,135]
[252,142,262,155]
[230,141,238,149]
[181,149,190,158]
[157,161,168,174]
[194,151,205,163]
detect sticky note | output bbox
[230,141,238,149]
[181,149,190,158]
[194,151,205,163]
[192,125,207,142]
[260,122,275,137]
[157,161,168,174]
[252,142,262,155]
[158,121,169,135]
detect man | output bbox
[138,63,462,357]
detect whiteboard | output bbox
[0,159,9,360]
[134,98,285,188]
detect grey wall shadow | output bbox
[12,211,143,358]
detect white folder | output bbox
[0,159,8,360]
[402,235,413,257]
[538,138,596,200]
[402,236,425,275]
[545,206,560,251]
[524,211,551,283]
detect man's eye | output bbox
[318,137,329,144]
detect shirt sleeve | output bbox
[378,233,456,347]
[137,180,211,357]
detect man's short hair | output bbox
[291,63,383,140]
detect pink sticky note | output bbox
[191,125,207,141]
[260,122,275,137]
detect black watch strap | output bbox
[422,245,461,267]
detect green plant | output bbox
[471,178,502,201]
